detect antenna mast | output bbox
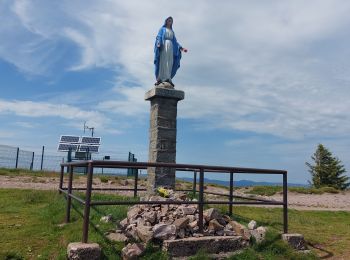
[84,121,95,137]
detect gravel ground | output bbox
[1,175,350,211]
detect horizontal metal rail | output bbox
[90,200,283,206]
[61,160,287,174]
[59,160,288,243]
[61,187,147,192]
[59,188,86,205]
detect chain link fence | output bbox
[0,144,145,176]
[0,144,64,172]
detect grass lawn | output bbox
[1,187,349,259]
[245,185,342,196]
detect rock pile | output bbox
[104,192,266,259]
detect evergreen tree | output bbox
[306,144,349,190]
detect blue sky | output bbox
[1,0,350,184]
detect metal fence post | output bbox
[229,172,234,216]
[82,162,94,243]
[134,168,139,198]
[193,170,197,196]
[30,152,34,171]
[40,146,45,170]
[283,172,288,233]
[15,147,19,168]
[198,168,204,234]
[59,165,64,194]
[65,166,74,223]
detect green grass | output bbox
[1,189,350,259]
[1,167,349,259]
[99,176,110,183]
[0,168,59,178]
[245,186,283,196]
[215,205,350,259]
[245,185,342,196]
[0,188,136,259]
[289,186,340,194]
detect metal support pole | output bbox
[59,165,64,194]
[82,163,94,243]
[134,169,139,198]
[30,152,34,171]
[67,149,72,173]
[193,170,197,196]
[65,166,73,223]
[40,146,45,170]
[283,172,288,233]
[229,172,234,216]
[15,147,19,168]
[198,168,204,234]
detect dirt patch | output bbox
[1,175,350,211]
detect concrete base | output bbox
[282,233,308,251]
[67,242,101,260]
[145,86,185,194]
[162,236,247,257]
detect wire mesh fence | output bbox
[0,145,19,169]
[0,144,138,175]
[0,144,64,172]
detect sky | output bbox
[1,0,350,184]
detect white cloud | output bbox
[98,86,148,116]
[13,121,35,128]
[1,0,350,139]
[0,99,108,129]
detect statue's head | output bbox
[164,16,173,29]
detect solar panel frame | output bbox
[78,145,100,153]
[57,143,80,152]
[81,136,101,145]
[59,135,81,143]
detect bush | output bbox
[289,186,340,194]
[246,186,282,196]
[99,176,109,183]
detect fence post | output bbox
[15,147,19,168]
[134,168,139,198]
[229,172,234,216]
[193,170,197,196]
[283,172,288,233]
[30,152,34,170]
[40,146,45,170]
[82,162,94,243]
[65,165,74,223]
[59,165,64,194]
[67,148,72,173]
[198,168,204,234]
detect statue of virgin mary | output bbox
[154,17,187,87]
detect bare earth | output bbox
[1,175,350,211]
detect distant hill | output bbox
[177,177,307,187]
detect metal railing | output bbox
[59,160,288,243]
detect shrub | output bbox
[99,176,109,183]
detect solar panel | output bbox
[60,135,80,143]
[57,143,80,152]
[81,136,101,145]
[79,145,99,153]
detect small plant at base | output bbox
[99,176,109,183]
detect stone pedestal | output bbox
[67,242,101,260]
[282,233,308,251]
[145,86,185,193]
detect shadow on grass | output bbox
[307,242,334,259]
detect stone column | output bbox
[145,86,185,194]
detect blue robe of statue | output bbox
[154,20,182,81]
